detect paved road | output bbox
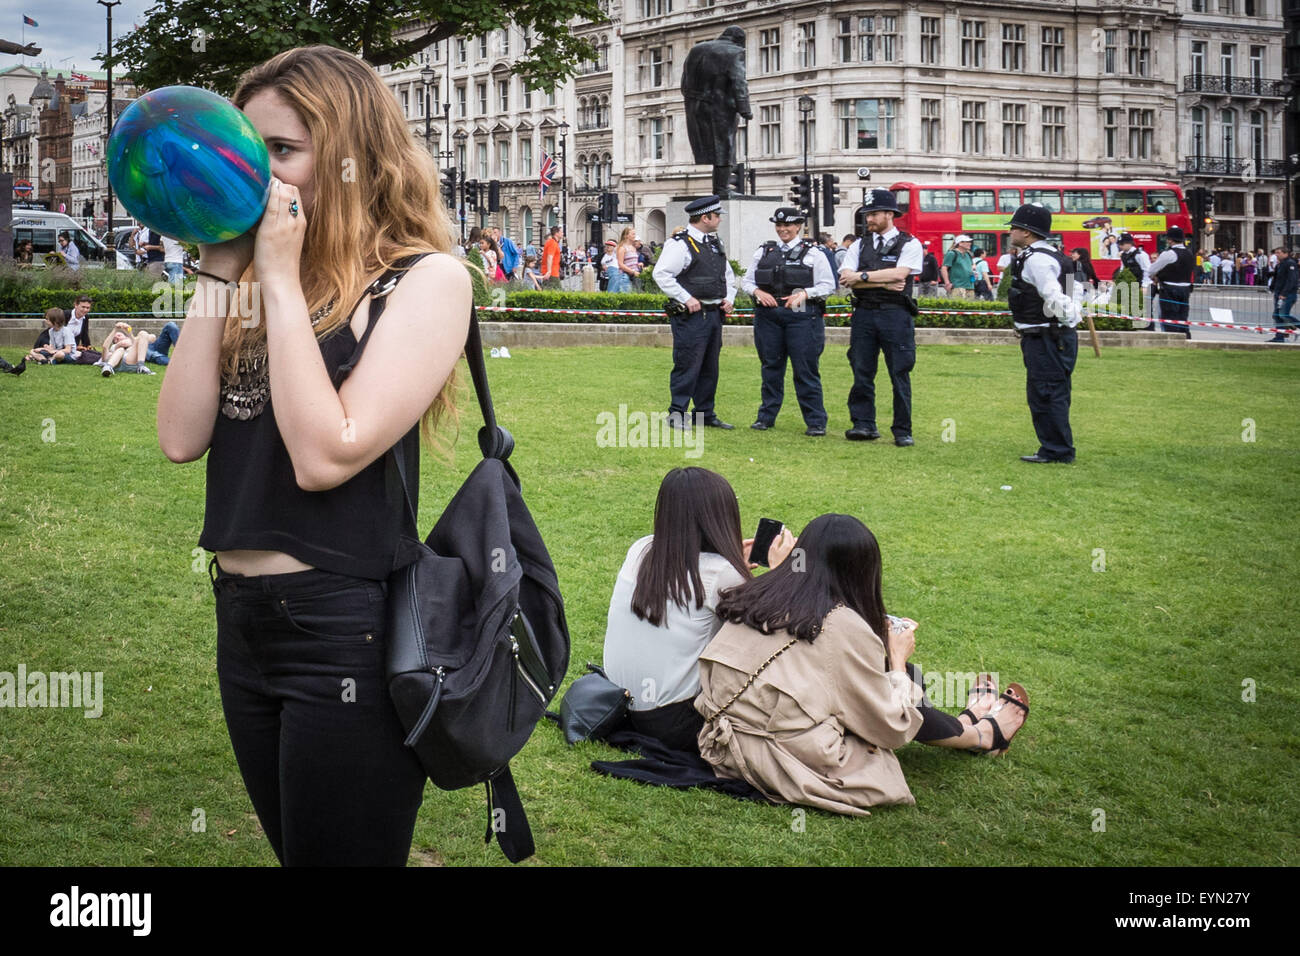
[1149,287,1297,344]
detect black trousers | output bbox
[1020,328,1077,462]
[752,303,827,427]
[628,698,706,753]
[669,305,723,419]
[1157,284,1192,338]
[847,304,916,438]
[210,559,426,866]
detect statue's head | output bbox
[719,26,745,46]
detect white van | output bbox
[11,210,109,265]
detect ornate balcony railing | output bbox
[1182,74,1286,97]
[1182,156,1287,178]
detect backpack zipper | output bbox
[510,635,548,707]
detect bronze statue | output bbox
[681,26,752,199]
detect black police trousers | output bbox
[1156,284,1192,338]
[211,559,427,866]
[1020,327,1077,462]
[847,304,916,438]
[668,304,723,420]
[752,303,827,428]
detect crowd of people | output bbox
[1200,248,1282,286]
[6,294,180,377]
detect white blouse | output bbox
[602,535,747,711]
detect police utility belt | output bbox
[664,298,724,316]
[753,242,826,309]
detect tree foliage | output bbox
[106,0,606,95]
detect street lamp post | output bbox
[453,128,467,245]
[798,94,815,236]
[559,119,569,260]
[97,0,120,236]
[420,65,434,158]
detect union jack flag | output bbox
[71,72,90,82]
[23,15,38,27]
[539,151,557,200]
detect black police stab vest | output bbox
[1149,246,1194,284]
[853,231,915,309]
[753,241,817,299]
[673,232,728,300]
[1119,248,1145,280]
[1009,246,1071,326]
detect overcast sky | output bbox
[1,0,154,76]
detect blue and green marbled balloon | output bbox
[108,85,271,245]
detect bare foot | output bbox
[975,683,1028,756]
[960,672,999,725]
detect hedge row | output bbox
[0,286,186,317]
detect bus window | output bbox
[997,189,1021,212]
[1023,189,1062,212]
[1106,189,1145,213]
[1063,189,1104,213]
[958,189,995,212]
[891,188,910,214]
[919,188,957,212]
[967,232,997,258]
[1146,189,1178,215]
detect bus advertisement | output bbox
[887,181,1194,280]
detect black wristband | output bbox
[195,269,236,284]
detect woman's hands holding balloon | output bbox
[252,177,307,285]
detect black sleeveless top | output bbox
[198,317,421,581]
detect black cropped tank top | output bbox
[198,313,421,581]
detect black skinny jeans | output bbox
[210,558,426,866]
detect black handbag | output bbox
[551,663,631,745]
[342,255,570,863]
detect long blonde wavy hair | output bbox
[223,45,460,439]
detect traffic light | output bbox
[441,168,457,208]
[599,191,619,221]
[821,174,840,227]
[464,180,479,210]
[728,164,746,196]
[789,173,811,211]
[488,180,501,212]
[1204,190,1215,216]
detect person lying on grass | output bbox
[696,513,1030,816]
[96,323,157,376]
[603,467,796,752]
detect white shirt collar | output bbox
[872,227,899,244]
[687,225,709,242]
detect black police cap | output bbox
[685,195,723,216]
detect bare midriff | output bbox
[216,549,314,576]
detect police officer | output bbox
[838,189,924,446]
[1116,233,1151,286]
[652,195,738,429]
[1145,225,1194,339]
[741,207,835,435]
[1005,203,1083,463]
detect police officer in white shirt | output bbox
[1145,225,1194,339]
[837,189,924,446]
[652,195,738,430]
[741,206,836,435]
[1005,204,1082,463]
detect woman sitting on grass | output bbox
[96,323,157,376]
[602,467,794,751]
[696,513,1030,816]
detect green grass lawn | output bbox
[2,341,1298,866]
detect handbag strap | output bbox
[704,636,798,723]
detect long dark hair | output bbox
[1071,247,1099,283]
[630,468,750,626]
[715,514,887,643]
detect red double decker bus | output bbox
[888,180,1193,280]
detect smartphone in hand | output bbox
[750,518,783,567]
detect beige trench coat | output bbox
[694,606,925,816]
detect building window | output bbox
[797,22,816,68]
[1001,24,1025,71]
[476,83,487,115]
[759,104,782,154]
[640,46,671,88]
[1190,107,1205,162]
[498,141,510,178]
[838,16,898,63]
[498,80,509,113]
[1042,105,1065,159]
[400,89,409,117]
[639,117,667,160]
[639,0,672,15]
[1253,192,1270,216]
[544,134,556,156]
[1104,108,1120,159]
[457,38,467,64]
[1103,30,1117,74]
[961,101,986,154]
[477,143,488,180]
[1128,30,1151,77]
[1191,41,1205,77]
[838,99,896,150]
[478,34,488,59]
[1250,110,1265,164]
[1219,108,1236,160]
[456,84,467,118]
[499,28,510,58]
[1002,103,1025,154]
[521,139,532,173]
[921,99,942,152]
[1128,108,1154,160]
[1041,27,1064,73]
[760,28,781,73]
[920,17,941,65]
[1221,43,1235,80]
[1249,45,1264,89]
[961,21,986,69]
[523,87,532,109]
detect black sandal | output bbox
[960,673,999,724]
[970,683,1029,756]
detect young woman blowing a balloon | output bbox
[156,46,470,866]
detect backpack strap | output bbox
[331,253,434,387]
[484,765,536,863]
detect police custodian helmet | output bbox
[1006,203,1052,237]
[770,206,807,224]
[861,189,900,214]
